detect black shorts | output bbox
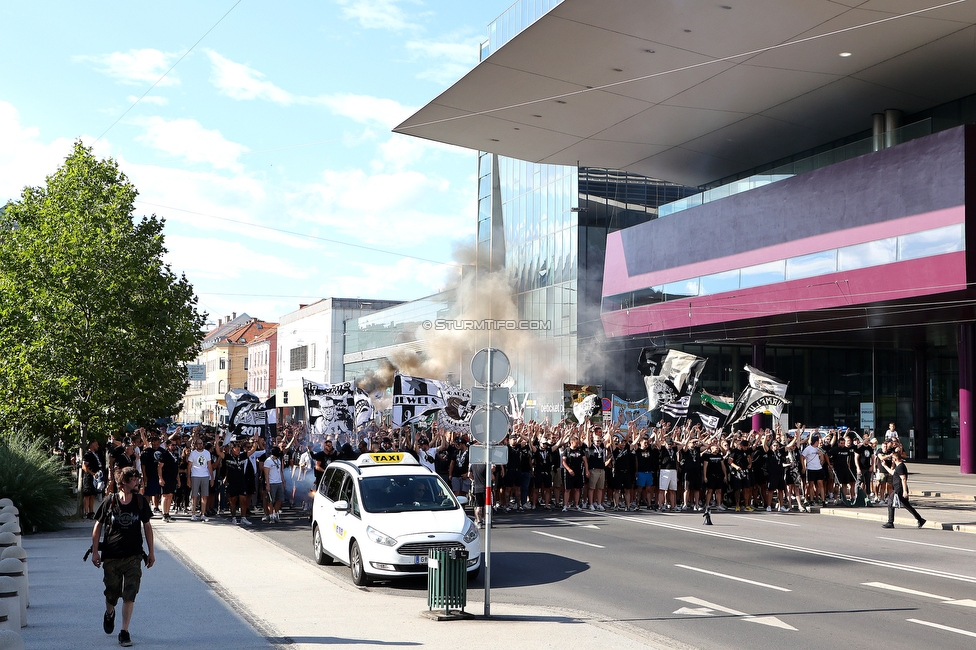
[226,481,246,498]
[534,472,553,488]
[704,473,725,490]
[563,469,584,490]
[730,472,751,490]
[767,475,787,491]
[82,475,98,496]
[503,471,519,488]
[806,468,826,482]
[616,474,635,490]
[472,490,486,507]
[684,471,703,491]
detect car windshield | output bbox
[359,475,458,513]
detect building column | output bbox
[913,344,928,461]
[959,324,975,473]
[751,343,766,431]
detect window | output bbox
[338,475,354,504]
[787,250,836,280]
[310,343,316,368]
[700,269,739,295]
[898,224,963,261]
[219,358,226,370]
[838,238,896,271]
[290,345,308,371]
[740,260,785,289]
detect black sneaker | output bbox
[917,518,926,529]
[118,629,132,647]
[881,522,894,529]
[103,609,115,634]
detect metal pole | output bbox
[484,349,492,617]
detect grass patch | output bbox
[0,431,74,532]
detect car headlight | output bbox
[462,519,479,544]
[366,525,397,547]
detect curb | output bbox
[917,491,976,501]
[819,507,976,534]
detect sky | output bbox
[0,0,510,328]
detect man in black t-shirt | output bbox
[82,440,102,519]
[635,437,659,510]
[881,450,925,529]
[91,466,154,647]
[560,436,588,511]
[155,438,179,522]
[312,440,338,488]
[217,440,252,525]
[140,437,162,513]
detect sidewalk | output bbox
[21,519,685,650]
[819,462,976,533]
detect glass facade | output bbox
[603,223,965,311]
[482,0,565,60]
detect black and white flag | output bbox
[304,379,355,436]
[434,382,472,433]
[660,395,691,419]
[354,387,373,428]
[726,386,791,425]
[696,411,721,430]
[644,375,680,412]
[225,389,277,444]
[745,365,789,397]
[392,374,446,427]
[660,350,707,394]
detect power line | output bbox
[94,0,245,144]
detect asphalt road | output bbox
[259,507,976,650]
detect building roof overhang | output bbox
[395,0,976,187]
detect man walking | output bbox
[90,466,154,647]
[880,449,926,529]
[187,438,214,521]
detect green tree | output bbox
[0,141,206,447]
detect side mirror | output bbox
[334,500,349,512]
[456,496,468,506]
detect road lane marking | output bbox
[675,596,797,630]
[676,564,791,592]
[861,581,949,600]
[907,619,976,638]
[606,513,976,585]
[729,514,800,527]
[545,517,600,529]
[878,536,976,553]
[532,530,605,548]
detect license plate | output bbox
[415,555,428,565]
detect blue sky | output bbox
[0,0,508,326]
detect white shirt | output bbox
[800,444,823,470]
[264,456,284,484]
[188,449,212,478]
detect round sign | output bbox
[601,397,612,412]
[470,348,510,386]
[470,407,510,445]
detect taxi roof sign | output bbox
[356,452,419,467]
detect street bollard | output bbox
[0,562,23,628]
[0,577,18,632]
[0,517,12,527]
[0,508,17,517]
[0,537,13,555]
[0,551,25,610]
[0,501,12,510]
[0,527,17,549]
[0,628,24,650]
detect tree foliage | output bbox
[0,141,206,445]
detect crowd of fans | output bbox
[73,416,909,525]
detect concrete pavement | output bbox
[21,518,686,650]
[818,462,976,533]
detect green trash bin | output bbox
[427,547,468,613]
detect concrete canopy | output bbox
[395,0,976,187]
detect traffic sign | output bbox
[471,385,510,406]
[469,445,509,464]
[470,407,510,445]
[471,348,510,385]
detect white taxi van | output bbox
[311,452,481,585]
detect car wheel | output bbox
[350,540,372,586]
[312,525,333,565]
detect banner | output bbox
[435,382,473,434]
[745,364,789,397]
[225,389,277,443]
[659,350,707,394]
[637,347,667,377]
[700,389,734,415]
[695,411,721,430]
[644,375,679,412]
[660,395,692,419]
[564,384,602,423]
[726,386,791,425]
[354,387,373,428]
[610,395,648,430]
[304,379,355,436]
[392,374,446,427]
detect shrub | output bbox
[0,431,74,532]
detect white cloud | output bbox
[335,0,419,32]
[0,101,80,200]
[74,49,180,86]
[206,50,294,104]
[132,116,248,171]
[292,167,471,250]
[128,95,168,106]
[327,257,458,299]
[376,133,469,171]
[312,94,416,129]
[406,35,480,85]
[163,234,310,281]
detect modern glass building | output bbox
[398,1,976,468]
